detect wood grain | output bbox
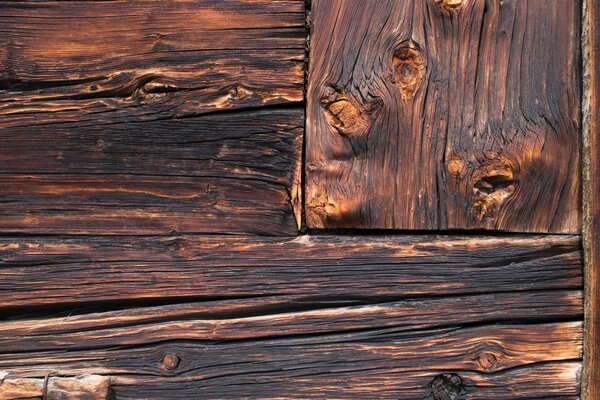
[0,234,582,309]
[584,0,600,398]
[0,305,583,398]
[306,0,581,233]
[0,0,305,235]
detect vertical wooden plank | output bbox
[306,0,581,233]
[584,0,600,398]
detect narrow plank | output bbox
[306,0,581,233]
[0,235,582,309]
[584,0,600,398]
[0,0,305,235]
[0,290,583,351]
[0,319,582,399]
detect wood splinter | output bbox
[0,373,112,400]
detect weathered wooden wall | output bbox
[0,0,588,399]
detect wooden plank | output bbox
[0,0,305,235]
[306,0,581,233]
[0,234,582,309]
[0,109,303,235]
[0,312,582,398]
[0,374,111,400]
[0,290,583,351]
[584,0,600,398]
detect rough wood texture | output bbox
[584,0,600,398]
[306,0,581,233]
[0,234,584,397]
[0,235,582,309]
[0,373,111,400]
[0,308,583,398]
[0,0,305,235]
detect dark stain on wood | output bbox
[306,0,581,233]
[430,373,463,400]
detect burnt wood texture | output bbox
[584,0,600,398]
[306,0,581,233]
[0,235,584,399]
[0,0,305,235]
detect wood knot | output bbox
[320,86,381,137]
[430,373,463,400]
[161,354,180,370]
[472,155,519,222]
[434,0,464,10]
[447,154,466,178]
[477,351,498,370]
[393,41,427,101]
[166,238,185,254]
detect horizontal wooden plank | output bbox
[0,316,582,398]
[0,0,305,235]
[0,0,304,110]
[306,0,581,233]
[0,235,582,309]
[0,290,583,351]
[0,108,303,235]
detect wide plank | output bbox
[0,0,305,235]
[0,235,582,309]
[306,0,581,233]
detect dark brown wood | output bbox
[0,234,582,309]
[306,0,581,233]
[0,374,111,400]
[584,0,600,398]
[0,0,305,235]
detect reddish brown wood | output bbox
[0,0,305,235]
[584,0,600,398]
[306,0,581,233]
[0,234,582,309]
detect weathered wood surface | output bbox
[0,235,582,309]
[0,373,112,400]
[0,307,583,398]
[0,233,584,397]
[306,0,581,233]
[584,0,600,398]
[0,0,305,235]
